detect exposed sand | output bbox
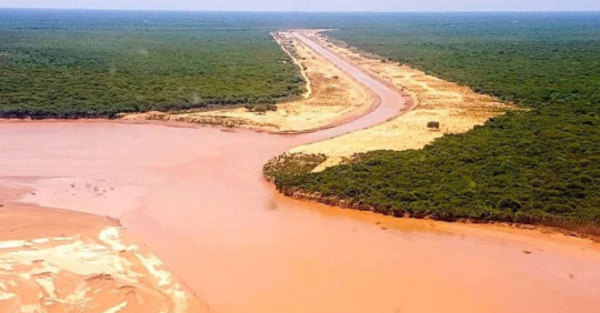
[291,30,516,170]
[0,185,207,313]
[122,31,374,133]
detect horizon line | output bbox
[1,7,600,13]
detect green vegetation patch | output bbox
[264,153,327,182]
[329,13,600,110]
[269,112,600,228]
[267,13,600,233]
[0,10,304,118]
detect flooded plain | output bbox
[1,32,600,313]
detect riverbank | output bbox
[264,156,600,241]
[0,30,405,312]
[287,30,515,170]
[263,30,598,239]
[121,30,375,133]
[0,199,207,313]
[0,167,206,313]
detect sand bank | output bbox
[290,30,516,170]
[122,31,374,133]
[0,184,207,313]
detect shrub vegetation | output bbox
[0,10,304,118]
[267,12,600,233]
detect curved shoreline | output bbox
[0,29,408,137]
[1,29,596,242]
[264,31,600,241]
[264,173,600,242]
[272,30,415,136]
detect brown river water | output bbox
[1,32,600,313]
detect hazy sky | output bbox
[1,0,600,12]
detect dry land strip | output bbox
[281,30,515,170]
[122,31,374,133]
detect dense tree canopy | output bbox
[0,10,303,118]
[268,13,600,233]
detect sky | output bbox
[1,0,600,12]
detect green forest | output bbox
[267,13,600,234]
[2,10,599,233]
[0,10,303,118]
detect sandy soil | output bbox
[0,185,207,313]
[122,31,374,133]
[291,30,516,170]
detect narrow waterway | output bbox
[1,32,599,313]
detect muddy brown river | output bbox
[1,32,600,313]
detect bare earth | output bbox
[290,30,516,170]
[122,31,374,133]
[0,185,207,313]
